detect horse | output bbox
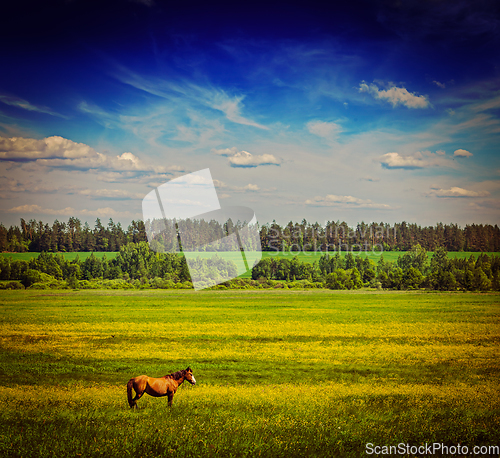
[127,367,196,408]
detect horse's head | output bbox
[184,367,196,385]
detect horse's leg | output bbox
[132,388,145,408]
[128,379,145,409]
[167,392,174,407]
[127,379,138,408]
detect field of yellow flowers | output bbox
[1,289,499,457]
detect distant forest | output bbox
[0,217,499,253]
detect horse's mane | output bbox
[164,369,186,380]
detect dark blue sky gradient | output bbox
[1,0,499,226]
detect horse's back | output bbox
[130,375,150,387]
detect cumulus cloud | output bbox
[380,151,451,169]
[212,147,281,168]
[453,149,473,157]
[242,183,260,191]
[305,194,395,209]
[359,81,430,108]
[0,136,97,160]
[432,81,446,89]
[0,135,179,174]
[427,187,490,198]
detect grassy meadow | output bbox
[0,290,499,457]
[2,250,497,265]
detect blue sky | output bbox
[1,0,499,228]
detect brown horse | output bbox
[127,367,196,408]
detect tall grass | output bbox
[0,290,499,457]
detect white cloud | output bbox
[0,135,180,174]
[212,147,281,168]
[242,183,260,191]
[213,147,238,157]
[432,81,446,89]
[427,187,490,198]
[209,93,268,130]
[380,152,427,169]
[453,149,473,157]
[307,120,342,140]
[228,151,281,168]
[0,136,98,160]
[380,151,452,169]
[359,81,430,108]
[305,194,395,209]
[213,179,262,193]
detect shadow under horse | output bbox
[127,367,196,408]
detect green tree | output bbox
[81,253,104,280]
[430,246,449,272]
[29,252,63,279]
[403,266,424,289]
[397,244,428,273]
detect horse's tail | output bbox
[127,379,135,408]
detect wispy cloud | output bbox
[427,187,490,198]
[305,194,395,209]
[78,101,117,128]
[0,94,68,118]
[307,120,342,141]
[111,66,268,130]
[6,204,139,218]
[359,81,430,109]
[78,188,144,200]
[6,204,76,216]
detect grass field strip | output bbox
[0,290,499,457]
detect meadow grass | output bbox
[0,290,499,457]
[0,252,119,262]
[1,250,497,265]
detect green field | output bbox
[1,250,498,265]
[0,251,119,262]
[0,290,499,457]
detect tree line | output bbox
[0,217,499,253]
[1,242,498,292]
[252,245,499,291]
